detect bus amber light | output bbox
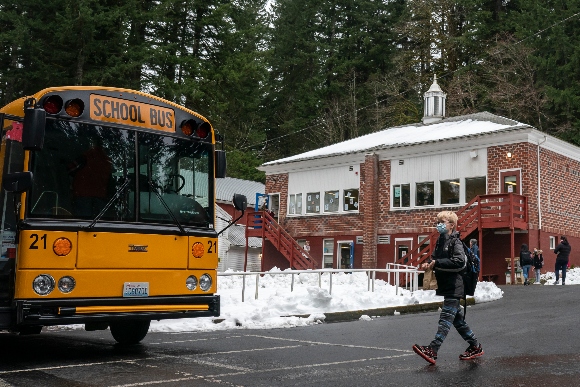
[191,242,204,258]
[53,237,72,256]
[64,99,84,117]
[43,95,63,114]
[180,119,196,136]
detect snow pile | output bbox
[542,266,580,285]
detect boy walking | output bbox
[413,211,483,365]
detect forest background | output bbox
[1,0,580,183]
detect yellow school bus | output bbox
[0,87,245,343]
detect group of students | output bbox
[519,235,571,285]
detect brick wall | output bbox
[361,153,379,268]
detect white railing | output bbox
[218,266,422,302]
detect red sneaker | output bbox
[413,344,437,365]
[459,344,484,360]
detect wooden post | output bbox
[510,194,515,285]
[511,228,515,285]
[478,195,483,281]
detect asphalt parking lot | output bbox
[0,284,579,386]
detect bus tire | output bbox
[110,320,150,345]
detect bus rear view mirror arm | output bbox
[217,194,247,236]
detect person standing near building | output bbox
[532,248,544,284]
[413,211,483,365]
[519,244,533,286]
[469,239,479,259]
[554,236,571,285]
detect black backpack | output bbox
[455,238,480,319]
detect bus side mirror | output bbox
[3,172,33,193]
[23,107,46,151]
[215,150,226,178]
[232,194,247,211]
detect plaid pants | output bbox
[429,298,478,352]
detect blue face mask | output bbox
[436,222,448,234]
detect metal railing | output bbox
[218,265,422,302]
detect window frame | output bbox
[415,181,435,207]
[343,188,360,212]
[439,178,460,206]
[323,190,340,213]
[305,192,321,214]
[392,183,411,208]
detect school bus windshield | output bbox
[27,119,213,227]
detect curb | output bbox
[321,297,476,323]
[212,297,476,324]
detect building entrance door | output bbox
[268,193,280,221]
[394,238,413,264]
[500,169,521,194]
[337,241,353,269]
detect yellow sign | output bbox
[90,94,175,132]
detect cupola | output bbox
[422,75,446,124]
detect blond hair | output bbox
[437,211,458,230]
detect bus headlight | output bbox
[58,276,76,293]
[199,274,212,292]
[33,274,55,296]
[186,275,198,291]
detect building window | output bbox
[440,179,460,205]
[324,190,339,212]
[306,192,320,214]
[343,189,359,211]
[466,176,486,202]
[550,236,556,250]
[323,239,334,268]
[288,193,302,215]
[393,184,410,208]
[416,182,434,206]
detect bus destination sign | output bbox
[90,94,174,132]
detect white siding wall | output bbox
[287,164,360,215]
[221,247,261,272]
[390,149,487,208]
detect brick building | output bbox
[257,77,580,284]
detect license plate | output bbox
[123,282,149,297]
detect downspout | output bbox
[537,136,547,249]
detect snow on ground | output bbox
[146,268,504,333]
[48,267,517,333]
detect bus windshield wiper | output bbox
[147,179,186,234]
[85,178,131,229]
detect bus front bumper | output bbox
[16,295,220,325]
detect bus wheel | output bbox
[110,320,150,345]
